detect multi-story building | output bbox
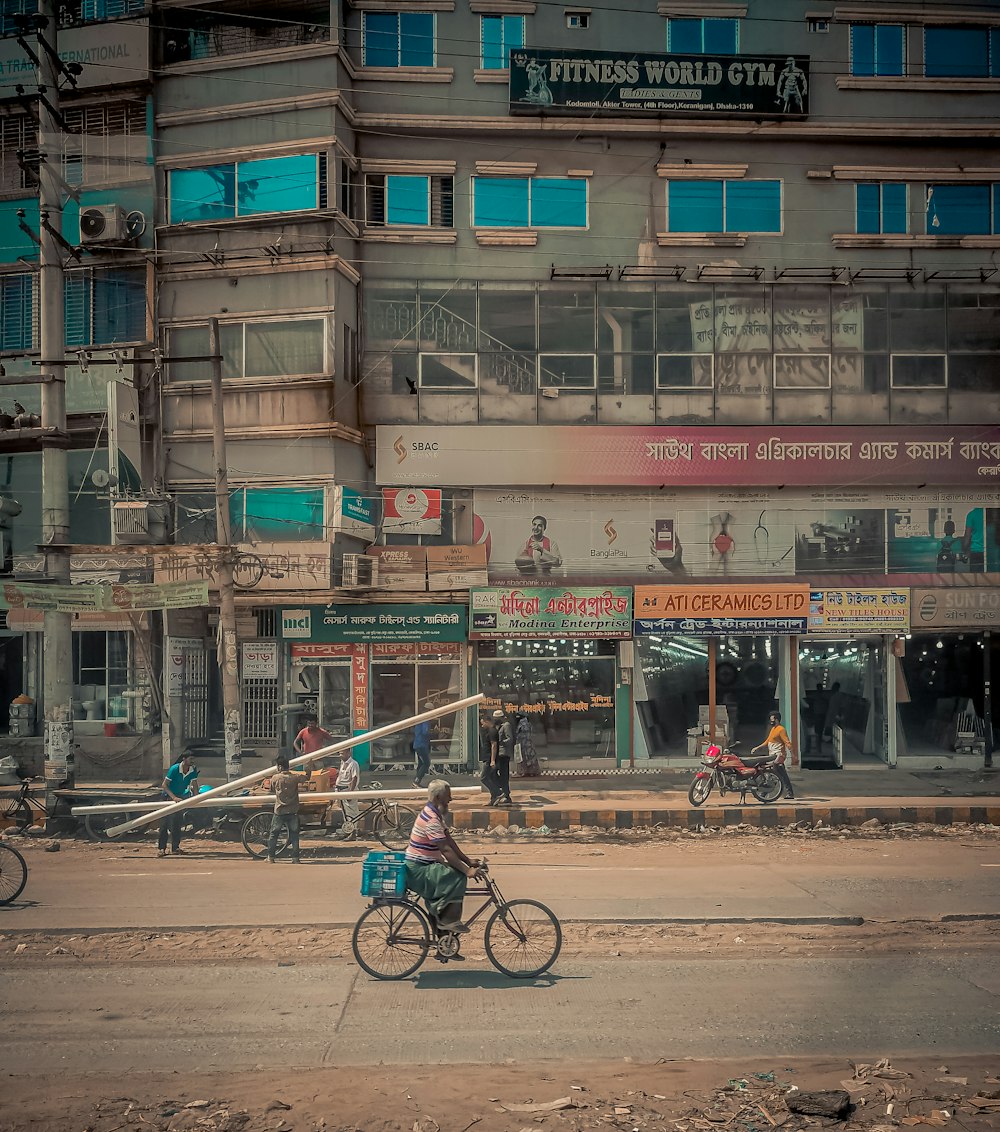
[2,1,997,779]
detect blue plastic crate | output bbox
[361,850,407,897]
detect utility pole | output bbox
[209,317,242,780]
[37,0,74,809]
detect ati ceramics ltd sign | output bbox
[509,49,809,116]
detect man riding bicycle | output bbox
[404,780,484,932]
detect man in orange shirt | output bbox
[293,715,332,768]
[751,710,795,800]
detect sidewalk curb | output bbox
[452,802,1000,831]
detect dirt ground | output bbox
[2,1054,998,1132]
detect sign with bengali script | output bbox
[469,586,632,639]
[2,580,208,613]
[509,49,809,117]
[808,589,910,634]
[912,587,1000,628]
[240,641,279,679]
[378,426,1000,488]
[634,584,810,636]
[281,604,467,644]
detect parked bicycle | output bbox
[352,859,561,980]
[0,842,28,905]
[0,778,47,830]
[240,783,417,859]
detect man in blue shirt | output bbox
[412,704,433,788]
[158,751,199,856]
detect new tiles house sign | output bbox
[509,50,809,117]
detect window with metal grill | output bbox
[0,114,39,194]
[161,5,329,65]
[62,99,148,186]
[365,174,454,227]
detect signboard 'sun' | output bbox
[509,49,809,117]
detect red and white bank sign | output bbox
[382,488,442,533]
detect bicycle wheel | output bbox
[352,899,430,980]
[0,843,28,904]
[241,812,289,859]
[85,810,151,842]
[374,803,417,851]
[484,899,562,978]
[0,796,31,830]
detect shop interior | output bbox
[370,647,465,764]
[477,639,617,762]
[896,632,996,761]
[797,638,886,766]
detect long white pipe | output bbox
[71,786,481,816]
[106,693,485,836]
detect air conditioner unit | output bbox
[342,553,377,588]
[111,498,170,545]
[79,204,129,245]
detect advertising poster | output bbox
[988,510,1000,572]
[794,509,885,575]
[888,507,985,574]
[365,546,427,591]
[382,488,443,534]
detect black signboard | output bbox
[509,49,809,117]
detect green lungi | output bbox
[405,861,467,918]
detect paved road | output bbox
[4,836,1000,930]
[4,953,998,1077]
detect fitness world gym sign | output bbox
[509,49,809,117]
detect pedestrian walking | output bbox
[492,708,514,805]
[513,711,540,777]
[478,711,501,804]
[412,705,432,787]
[751,710,796,800]
[267,753,301,863]
[158,751,199,856]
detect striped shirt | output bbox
[405,802,446,864]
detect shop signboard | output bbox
[0,19,150,92]
[365,546,427,591]
[634,584,809,636]
[331,485,375,539]
[379,425,1000,489]
[509,49,809,117]
[427,545,488,591]
[153,543,333,591]
[240,641,278,679]
[808,589,910,634]
[912,587,1000,628]
[382,487,443,534]
[469,586,632,639]
[280,603,467,644]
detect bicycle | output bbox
[0,778,46,830]
[352,860,561,981]
[240,783,417,859]
[0,842,28,905]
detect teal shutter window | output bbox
[531,178,587,227]
[474,177,530,226]
[237,154,318,215]
[64,271,92,346]
[386,175,430,224]
[725,180,780,233]
[481,14,523,69]
[169,165,236,223]
[0,273,34,350]
[668,181,724,232]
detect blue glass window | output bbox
[856,183,907,234]
[362,11,434,67]
[231,487,325,541]
[473,177,587,228]
[850,24,905,76]
[0,273,33,351]
[481,14,524,69]
[667,17,738,54]
[925,26,999,78]
[531,178,587,227]
[65,267,146,346]
[168,156,323,222]
[474,177,530,226]
[386,175,429,225]
[666,180,780,233]
[926,184,996,235]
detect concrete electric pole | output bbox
[209,318,243,780]
[36,0,74,806]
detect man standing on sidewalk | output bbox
[479,711,501,805]
[493,708,514,806]
[267,754,301,863]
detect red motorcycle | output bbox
[688,742,783,806]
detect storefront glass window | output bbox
[798,639,886,765]
[73,630,129,722]
[635,636,707,758]
[478,639,616,762]
[896,633,992,759]
[371,645,465,764]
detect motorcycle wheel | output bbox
[751,771,783,804]
[688,776,713,806]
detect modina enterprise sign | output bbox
[510,49,809,117]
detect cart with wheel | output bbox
[352,856,561,980]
